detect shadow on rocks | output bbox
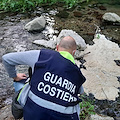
[81,93,120,120]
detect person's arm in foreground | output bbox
[2,50,40,81]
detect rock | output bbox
[56,11,69,18]
[83,17,93,22]
[106,108,115,117]
[96,14,103,20]
[57,29,87,51]
[87,32,94,36]
[102,12,120,23]
[33,39,56,49]
[73,11,82,17]
[115,117,120,120]
[0,106,15,120]
[91,114,114,120]
[99,6,107,10]
[57,29,87,58]
[80,34,120,100]
[0,105,23,120]
[114,60,120,66]
[117,77,120,82]
[25,16,46,32]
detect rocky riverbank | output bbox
[0,1,120,120]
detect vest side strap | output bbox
[28,90,77,114]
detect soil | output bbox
[52,2,120,46]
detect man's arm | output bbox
[2,50,40,79]
[78,85,84,94]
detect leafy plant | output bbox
[0,0,36,12]
[0,0,90,13]
[79,95,95,119]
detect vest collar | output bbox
[59,51,75,64]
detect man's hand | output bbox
[13,73,27,81]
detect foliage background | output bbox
[0,0,90,13]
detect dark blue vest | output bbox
[23,49,86,120]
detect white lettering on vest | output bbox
[37,72,78,103]
[50,87,56,96]
[63,92,69,101]
[44,72,51,81]
[50,74,58,84]
[43,84,50,94]
[55,77,62,87]
[56,89,62,98]
[62,79,68,89]
[38,82,44,91]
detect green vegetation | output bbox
[0,0,37,13]
[80,95,95,119]
[0,0,89,13]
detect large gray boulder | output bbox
[57,29,87,51]
[102,12,120,22]
[25,16,46,31]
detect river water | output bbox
[0,1,120,115]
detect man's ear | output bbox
[72,50,76,56]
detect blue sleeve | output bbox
[2,50,40,78]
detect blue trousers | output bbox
[13,79,27,92]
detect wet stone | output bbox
[79,58,86,64]
[96,14,103,20]
[80,64,86,69]
[82,93,120,119]
[98,5,107,10]
[56,11,69,18]
[117,77,120,82]
[102,21,120,26]
[114,60,120,66]
[106,108,116,117]
[73,11,82,17]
